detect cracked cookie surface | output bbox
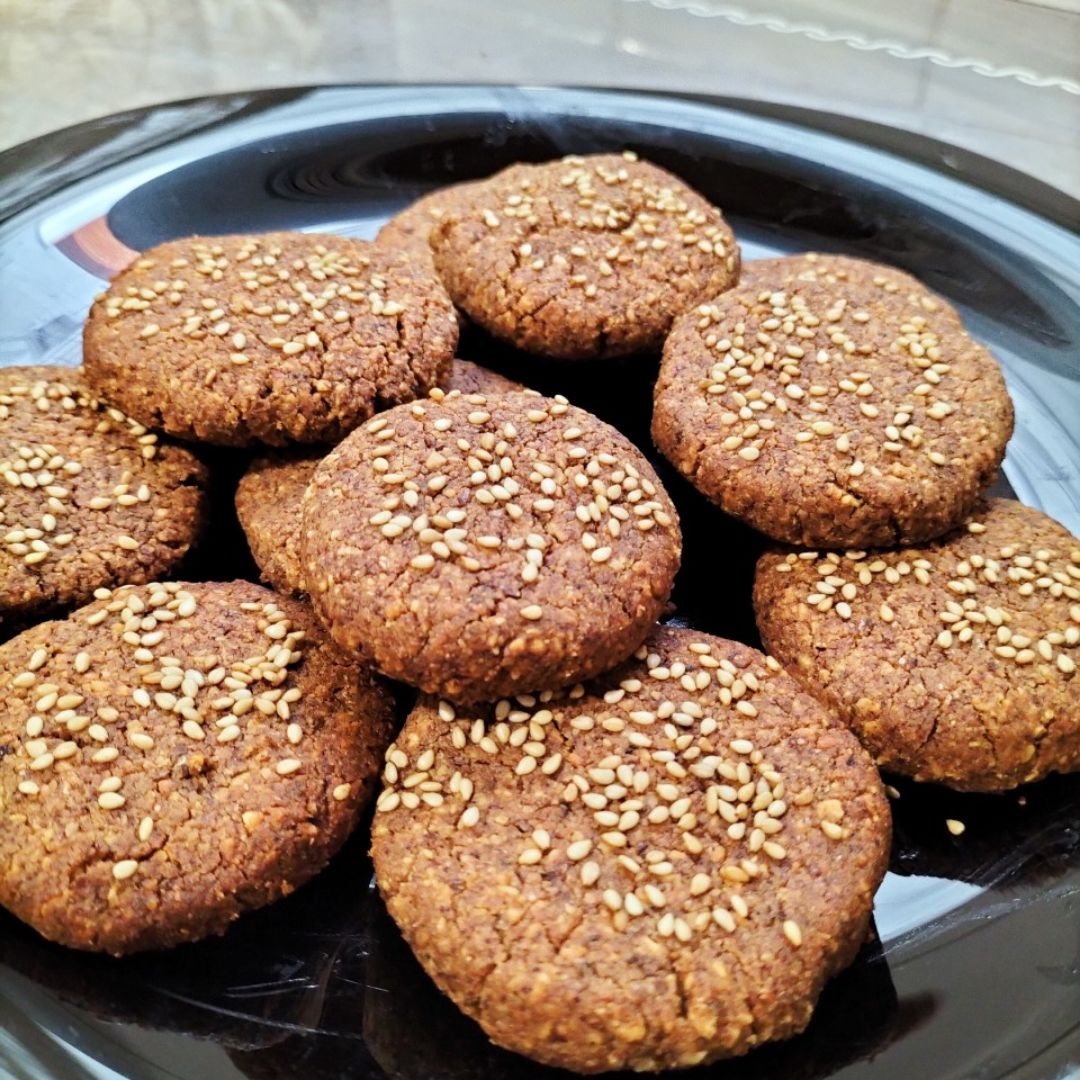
[754,498,1080,790]
[429,152,739,359]
[300,389,681,702]
[0,580,394,954]
[0,366,207,625]
[653,252,1013,547]
[236,360,523,597]
[371,626,889,1073]
[83,232,458,447]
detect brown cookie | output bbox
[83,232,458,447]
[754,498,1080,791]
[0,580,394,954]
[429,152,740,359]
[301,389,681,702]
[235,360,524,596]
[235,450,321,597]
[653,252,1014,547]
[371,626,890,1072]
[377,182,481,268]
[0,365,207,625]
[440,356,524,397]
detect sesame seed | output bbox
[182,719,205,740]
[946,818,966,836]
[713,907,736,932]
[782,920,802,947]
[112,860,138,881]
[566,839,593,861]
[521,605,543,621]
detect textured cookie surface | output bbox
[653,253,1013,547]
[429,152,739,359]
[83,232,458,446]
[0,580,394,954]
[440,357,523,398]
[301,390,681,702]
[0,366,206,623]
[235,360,524,596]
[377,182,480,268]
[235,451,321,596]
[754,499,1080,791]
[371,626,890,1073]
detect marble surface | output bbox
[2,0,1078,197]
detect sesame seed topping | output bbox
[374,629,854,958]
[772,506,1080,684]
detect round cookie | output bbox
[0,366,207,624]
[235,360,524,596]
[429,152,740,359]
[83,232,458,447]
[371,626,890,1072]
[0,580,394,954]
[652,252,1014,547]
[301,389,681,702]
[739,252,966,316]
[754,498,1080,791]
[440,356,523,398]
[235,450,321,596]
[377,182,480,267]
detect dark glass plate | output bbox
[0,86,1077,1080]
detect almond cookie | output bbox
[83,232,458,447]
[653,253,1013,547]
[0,366,206,624]
[371,626,890,1072]
[0,580,394,954]
[429,152,739,359]
[754,499,1080,790]
[235,360,524,596]
[301,390,681,702]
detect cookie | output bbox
[0,366,207,624]
[429,152,739,359]
[653,252,1014,547]
[440,356,523,398]
[0,580,394,954]
[301,389,681,702]
[371,626,890,1072]
[754,498,1080,791]
[235,360,524,596]
[83,232,458,447]
[235,451,320,597]
[377,182,480,267]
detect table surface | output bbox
[2,0,1079,199]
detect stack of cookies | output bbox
[0,151,1074,1075]
[651,250,1076,794]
